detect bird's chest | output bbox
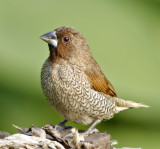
[41,59,92,122]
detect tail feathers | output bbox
[115,97,149,113]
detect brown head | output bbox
[40,26,92,65]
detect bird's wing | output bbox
[85,58,117,97]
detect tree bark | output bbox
[0,125,141,149]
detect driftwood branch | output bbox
[0,125,141,149]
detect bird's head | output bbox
[40,26,91,64]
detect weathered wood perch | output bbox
[0,125,141,149]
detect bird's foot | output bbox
[64,128,99,139]
[64,132,75,139]
[83,128,99,136]
[50,124,72,130]
[50,119,72,130]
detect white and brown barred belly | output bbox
[41,58,116,125]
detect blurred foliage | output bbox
[0,0,160,148]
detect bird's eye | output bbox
[63,36,70,43]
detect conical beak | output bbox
[40,30,57,48]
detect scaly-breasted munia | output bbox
[40,26,148,135]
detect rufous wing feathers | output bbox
[85,58,117,97]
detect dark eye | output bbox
[63,36,70,43]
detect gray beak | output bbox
[40,30,58,48]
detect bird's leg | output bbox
[83,119,101,136]
[52,119,72,130]
[57,119,68,127]
[64,119,101,138]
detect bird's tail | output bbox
[115,97,149,113]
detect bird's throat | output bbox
[48,44,58,61]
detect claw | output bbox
[49,119,72,130]
[83,128,99,136]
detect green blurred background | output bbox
[0,0,160,148]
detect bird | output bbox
[40,26,148,136]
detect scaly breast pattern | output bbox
[41,58,116,125]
